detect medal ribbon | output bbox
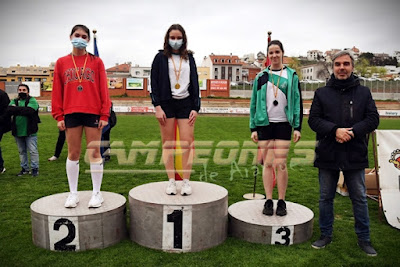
[71,53,88,84]
[171,55,182,88]
[268,66,283,99]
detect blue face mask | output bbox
[169,39,183,50]
[71,38,88,49]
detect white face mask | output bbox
[169,39,183,50]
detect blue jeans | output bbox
[318,168,370,241]
[15,136,39,170]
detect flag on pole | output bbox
[174,120,183,180]
[93,29,99,57]
[264,31,272,67]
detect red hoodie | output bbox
[52,53,110,122]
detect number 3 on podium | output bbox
[271,225,294,246]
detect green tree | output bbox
[378,67,387,78]
[355,58,370,77]
[359,52,374,65]
[288,57,302,80]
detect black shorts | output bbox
[160,97,192,119]
[257,122,292,141]
[65,113,100,128]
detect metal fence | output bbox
[231,81,400,100]
[301,80,400,100]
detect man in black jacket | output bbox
[308,50,379,256]
[0,89,11,173]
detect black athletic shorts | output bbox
[160,97,192,119]
[65,113,100,128]
[257,122,292,140]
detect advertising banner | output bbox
[126,78,144,90]
[108,77,124,89]
[210,80,228,91]
[376,130,400,229]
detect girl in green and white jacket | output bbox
[249,40,303,217]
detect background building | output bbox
[202,53,243,82]
[106,62,132,78]
[131,65,151,78]
[0,64,54,83]
[301,62,331,81]
[307,50,323,61]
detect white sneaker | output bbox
[181,181,192,196]
[165,180,177,195]
[88,192,104,208]
[48,156,58,161]
[64,193,79,208]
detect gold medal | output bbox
[171,55,183,90]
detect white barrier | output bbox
[376,130,400,229]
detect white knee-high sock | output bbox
[66,158,79,193]
[90,161,103,193]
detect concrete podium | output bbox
[129,181,228,252]
[229,200,314,245]
[30,191,127,251]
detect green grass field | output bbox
[0,114,399,266]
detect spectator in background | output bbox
[101,102,117,162]
[0,89,11,174]
[8,84,40,177]
[48,130,66,161]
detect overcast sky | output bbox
[0,0,399,69]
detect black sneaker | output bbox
[262,199,273,216]
[16,168,29,176]
[32,168,39,177]
[276,199,287,216]
[311,235,332,249]
[0,167,5,174]
[358,240,377,256]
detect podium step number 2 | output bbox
[48,216,79,251]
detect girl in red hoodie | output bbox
[52,24,110,208]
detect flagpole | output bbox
[93,29,99,57]
[243,30,273,200]
[265,31,272,68]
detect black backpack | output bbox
[109,103,117,128]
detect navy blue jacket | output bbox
[150,50,200,112]
[0,90,11,134]
[308,74,379,170]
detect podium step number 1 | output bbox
[162,206,192,251]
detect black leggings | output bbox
[54,130,66,158]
